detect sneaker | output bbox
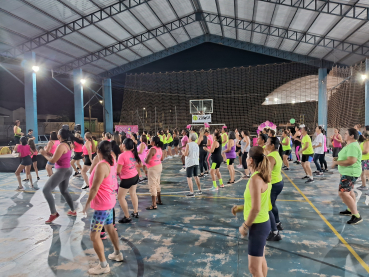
[81,184,89,190]
[284,168,290,170]
[67,210,77,217]
[88,263,110,275]
[186,193,195,197]
[108,252,124,262]
[282,166,287,169]
[339,209,352,216]
[305,178,314,183]
[357,186,369,191]
[23,179,29,182]
[220,185,225,188]
[16,186,24,191]
[315,172,323,176]
[196,190,202,195]
[301,176,309,179]
[142,177,148,181]
[236,165,242,169]
[313,171,320,174]
[323,169,329,172]
[347,215,363,225]
[131,212,139,218]
[168,156,173,159]
[73,172,80,176]
[45,213,60,224]
[293,161,298,164]
[100,232,107,240]
[118,216,132,224]
[204,172,209,176]
[266,231,282,241]
[179,168,186,172]
[138,178,145,184]
[210,187,219,191]
[37,177,40,181]
[277,222,284,231]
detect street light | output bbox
[80,79,86,85]
[99,100,103,104]
[32,66,39,72]
[361,74,367,81]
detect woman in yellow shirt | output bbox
[298,126,314,183]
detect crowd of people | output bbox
[11,120,367,276]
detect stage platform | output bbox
[0,155,368,276]
[0,154,47,172]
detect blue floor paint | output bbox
[0,155,369,276]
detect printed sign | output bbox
[115,125,138,138]
[192,114,211,123]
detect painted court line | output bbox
[282,171,369,274]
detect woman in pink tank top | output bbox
[39,128,76,224]
[145,136,164,210]
[81,132,97,190]
[137,135,148,182]
[330,128,343,158]
[45,131,60,176]
[83,141,123,274]
[70,132,84,176]
[14,136,34,191]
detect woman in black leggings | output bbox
[197,128,208,177]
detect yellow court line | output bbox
[282,171,369,273]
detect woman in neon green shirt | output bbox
[265,137,283,241]
[298,126,314,183]
[357,133,369,191]
[231,146,272,276]
[281,130,291,170]
[221,127,228,162]
[166,130,173,159]
[332,128,363,225]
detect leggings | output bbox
[332,147,341,158]
[42,167,74,214]
[242,152,248,169]
[269,180,284,231]
[199,150,208,173]
[295,145,301,161]
[319,153,327,170]
[206,152,211,170]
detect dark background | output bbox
[0,42,290,122]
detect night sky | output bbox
[0,42,289,122]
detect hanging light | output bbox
[80,79,86,84]
[361,74,367,81]
[32,66,39,72]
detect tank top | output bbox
[50,140,60,154]
[138,142,148,163]
[211,141,222,163]
[243,171,272,223]
[55,143,72,169]
[207,135,213,149]
[18,145,31,158]
[225,140,236,159]
[163,134,167,144]
[146,146,162,168]
[199,135,208,151]
[31,149,38,158]
[89,159,117,210]
[186,142,199,167]
[282,137,291,151]
[15,126,21,137]
[167,134,173,143]
[74,141,83,152]
[159,135,163,142]
[267,151,283,184]
[221,132,228,147]
[360,142,369,160]
[82,142,95,155]
[333,134,342,148]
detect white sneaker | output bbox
[108,252,124,262]
[168,156,173,159]
[179,168,186,172]
[88,263,110,275]
[236,165,242,169]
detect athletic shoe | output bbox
[23,179,29,182]
[45,213,60,224]
[293,161,298,164]
[210,187,219,191]
[301,176,309,179]
[204,172,209,176]
[67,210,77,217]
[347,215,363,225]
[315,172,323,176]
[277,222,284,231]
[323,169,329,172]
[81,184,89,190]
[296,161,301,164]
[131,212,139,218]
[236,165,242,169]
[37,177,40,181]
[100,232,107,240]
[284,168,290,171]
[305,178,314,183]
[357,186,369,191]
[138,178,145,184]
[267,231,282,241]
[88,264,110,275]
[219,185,225,188]
[118,217,132,224]
[108,252,124,262]
[142,177,148,181]
[282,166,287,169]
[186,193,195,197]
[313,171,320,174]
[73,172,80,176]
[16,186,24,191]
[179,168,186,172]
[196,190,202,195]
[339,209,352,216]
[168,156,173,159]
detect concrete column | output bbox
[365,59,369,126]
[73,69,84,137]
[24,52,38,143]
[103,78,113,133]
[318,68,328,129]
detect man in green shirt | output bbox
[332,128,363,225]
[298,127,314,183]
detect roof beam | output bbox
[202,12,369,56]
[0,0,151,59]
[98,34,341,78]
[190,0,209,34]
[214,0,224,37]
[258,0,369,21]
[53,13,197,75]
[166,0,191,40]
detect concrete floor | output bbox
[1,155,369,277]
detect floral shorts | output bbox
[362,160,369,171]
[90,209,114,232]
[339,175,357,193]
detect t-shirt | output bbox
[185,142,199,168]
[313,133,324,154]
[301,135,314,155]
[207,135,213,150]
[338,142,362,177]
[181,136,189,148]
[117,151,138,179]
[25,134,34,140]
[18,145,31,158]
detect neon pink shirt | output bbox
[31,149,38,158]
[146,146,162,168]
[138,142,148,166]
[207,135,213,149]
[117,151,138,179]
[74,141,83,152]
[323,135,327,152]
[50,140,60,154]
[55,144,72,169]
[89,159,117,210]
[181,136,188,148]
[18,145,31,158]
[333,134,342,148]
[82,142,95,155]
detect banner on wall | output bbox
[115,125,138,138]
[192,114,211,123]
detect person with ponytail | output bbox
[265,137,284,241]
[145,136,164,210]
[281,129,291,170]
[81,132,97,189]
[83,141,123,275]
[14,136,34,190]
[45,131,60,176]
[39,128,77,224]
[117,138,140,223]
[137,135,148,183]
[70,132,84,176]
[231,146,272,277]
[179,129,189,172]
[104,132,112,142]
